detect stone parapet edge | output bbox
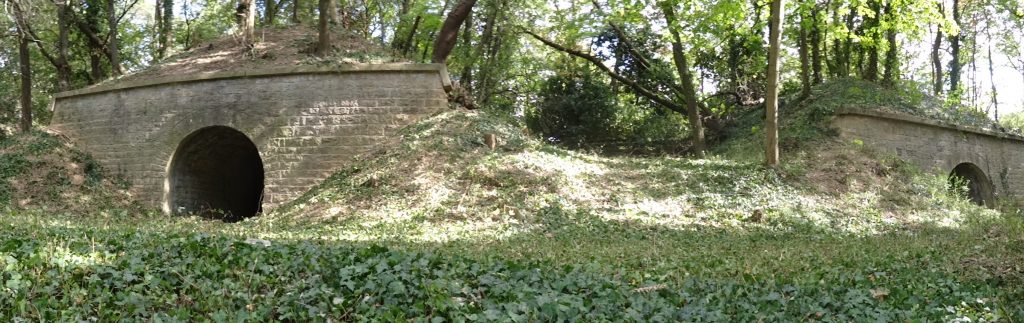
[834,108,1024,142]
[53,63,454,99]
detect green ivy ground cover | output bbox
[1,209,1021,321]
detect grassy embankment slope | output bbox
[0,80,1021,320]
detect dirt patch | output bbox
[800,142,899,195]
[108,25,407,85]
[0,130,145,213]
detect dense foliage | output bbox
[1,210,1021,321]
[3,0,1023,143]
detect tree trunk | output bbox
[18,34,32,133]
[932,20,943,95]
[400,16,422,55]
[799,10,811,98]
[949,0,961,95]
[469,3,496,100]
[431,0,477,64]
[477,1,506,106]
[55,3,72,91]
[83,1,107,82]
[161,0,173,59]
[292,0,301,23]
[316,0,331,56]
[810,5,823,84]
[238,0,256,45]
[838,11,855,77]
[988,42,998,121]
[882,0,898,86]
[107,0,123,76]
[766,0,784,166]
[459,11,474,92]
[155,0,163,58]
[392,0,413,50]
[661,4,706,158]
[861,0,880,81]
[12,1,71,91]
[266,0,280,25]
[969,30,978,108]
[327,0,338,25]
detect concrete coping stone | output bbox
[54,63,454,100]
[835,108,1024,142]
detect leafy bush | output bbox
[525,69,623,146]
[524,68,689,153]
[1000,111,1024,132]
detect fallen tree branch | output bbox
[521,28,687,115]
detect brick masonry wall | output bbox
[50,65,451,213]
[831,110,1024,205]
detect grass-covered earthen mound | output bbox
[716,78,996,159]
[109,25,406,85]
[273,102,987,234]
[0,130,142,213]
[254,106,1024,319]
[714,78,1009,205]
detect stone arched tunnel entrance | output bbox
[49,64,451,214]
[948,163,996,208]
[832,109,1024,208]
[169,126,265,222]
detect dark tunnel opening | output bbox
[948,162,995,208]
[168,126,264,222]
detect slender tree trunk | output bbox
[266,0,279,25]
[431,0,477,64]
[988,42,998,121]
[13,1,71,91]
[477,1,506,106]
[882,0,898,86]
[292,0,301,23]
[18,34,32,133]
[400,15,422,55]
[155,0,163,58]
[862,0,880,81]
[949,0,961,95]
[766,0,784,166]
[159,0,173,59]
[83,2,107,82]
[392,0,413,50]
[829,9,841,77]
[799,10,811,98]
[55,3,72,91]
[316,0,332,56]
[932,20,943,95]
[327,0,338,25]
[810,5,823,84]
[841,11,855,76]
[469,3,496,100]
[238,0,256,45]
[970,31,978,108]
[459,11,474,93]
[661,4,706,158]
[107,0,123,76]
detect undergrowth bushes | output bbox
[0,131,140,212]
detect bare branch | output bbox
[521,28,687,115]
